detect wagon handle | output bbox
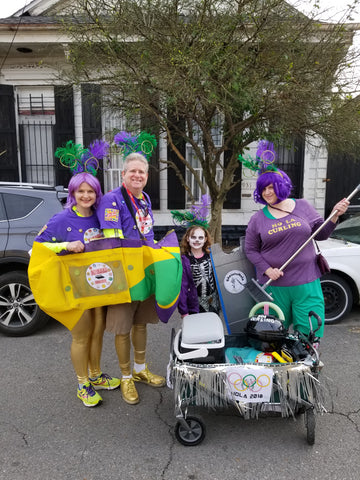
[308,310,322,335]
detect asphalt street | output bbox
[1,305,359,480]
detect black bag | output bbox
[316,253,331,275]
[315,241,330,275]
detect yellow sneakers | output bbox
[120,378,139,405]
[77,382,102,407]
[132,365,165,387]
[90,372,121,390]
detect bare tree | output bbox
[62,0,360,242]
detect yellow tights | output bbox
[114,324,147,376]
[70,307,106,385]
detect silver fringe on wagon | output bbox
[171,361,326,419]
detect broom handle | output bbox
[263,183,360,288]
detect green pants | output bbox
[267,279,325,338]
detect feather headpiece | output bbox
[113,130,157,160]
[171,194,211,229]
[238,140,282,176]
[55,139,109,176]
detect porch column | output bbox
[73,85,83,145]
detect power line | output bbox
[0,1,30,74]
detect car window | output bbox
[2,193,43,220]
[0,195,7,221]
[331,214,360,245]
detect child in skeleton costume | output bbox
[34,141,120,407]
[96,132,165,406]
[239,140,349,339]
[171,195,220,317]
[178,225,220,317]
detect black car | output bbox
[0,182,67,336]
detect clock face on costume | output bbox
[136,210,152,235]
[86,262,114,290]
[223,270,247,294]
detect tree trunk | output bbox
[209,196,223,245]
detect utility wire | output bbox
[0,1,30,73]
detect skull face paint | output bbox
[188,227,206,251]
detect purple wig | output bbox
[254,169,293,205]
[65,172,103,210]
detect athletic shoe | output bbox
[132,364,165,387]
[90,372,121,390]
[77,382,102,407]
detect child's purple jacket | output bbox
[177,255,200,316]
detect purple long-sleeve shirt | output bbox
[35,208,102,244]
[177,255,200,316]
[245,198,336,287]
[96,187,154,241]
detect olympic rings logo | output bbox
[227,372,271,393]
[59,153,99,174]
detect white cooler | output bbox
[174,312,225,363]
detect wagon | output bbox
[167,304,325,446]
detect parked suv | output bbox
[0,182,67,336]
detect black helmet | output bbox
[245,314,288,352]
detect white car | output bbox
[318,213,360,324]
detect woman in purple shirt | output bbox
[35,172,120,407]
[244,158,349,339]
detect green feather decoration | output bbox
[55,141,87,171]
[137,131,158,159]
[238,154,260,172]
[170,210,209,229]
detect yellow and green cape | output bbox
[28,230,182,330]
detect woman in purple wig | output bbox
[34,170,120,407]
[241,141,349,342]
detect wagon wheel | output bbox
[169,327,176,358]
[175,416,206,446]
[305,408,316,445]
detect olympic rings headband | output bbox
[171,194,211,229]
[55,139,109,176]
[113,130,157,160]
[238,140,282,177]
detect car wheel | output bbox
[320,273,353,325]
[0,271,49,336]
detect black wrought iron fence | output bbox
[19,120,55,185]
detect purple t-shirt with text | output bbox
[244,198,336,287]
